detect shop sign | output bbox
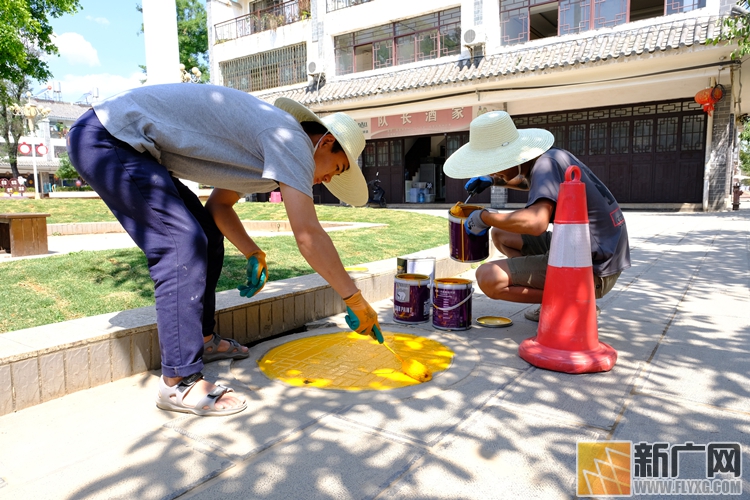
[370,107,471,139]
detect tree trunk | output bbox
[0,80,30,179]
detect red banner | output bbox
[370,107,471,139]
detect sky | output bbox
[41,1,147,103]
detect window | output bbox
[665,0,706,15]
[500,7,529,45]
[446,132,469,157]
[656,117,678,152]
[516,101,703,165]
[569,124,586,157]
[682,115,704,151]
[633,119,653,153]
[390,140,403,166]
[364,143,376,168]
[335,7,461,75]
[611,121,630,154]
[589,122,607,155]
[221,43,307,92]
[530,2,558,39]
[500,0,705,45]
[365,139,404,167]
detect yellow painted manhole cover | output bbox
[258,331,453,391]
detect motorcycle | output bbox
[367,173,387,208]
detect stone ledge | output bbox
[47,220,385,236]
[0,245,469,416]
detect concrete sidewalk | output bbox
[1,209,749,499]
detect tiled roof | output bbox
[254,15,726,108]
[34,100,91,122]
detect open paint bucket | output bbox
[393,273,431,324]
[432,278,473,330]
[448,204,489,263]
[397,256,436,303]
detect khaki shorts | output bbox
[508,232,621,298]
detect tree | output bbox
[0,78,30,178]
[0,0,80,178]
[707,6,750,185]
[137,0,210,82]
[55,151,78,182]
[739,125,750,185]
[176,0,209,81]
[0,0,81,84]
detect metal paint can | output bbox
[432,278,473,330]
[393,273,431,324]
[448,204,489,263]
[396,256,436,303]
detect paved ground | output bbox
[0,208,749,499]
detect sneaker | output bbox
[523,305,601,322]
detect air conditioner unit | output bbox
[462,26,486,47]
[307,60,324,75]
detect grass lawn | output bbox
[0,198,449,333]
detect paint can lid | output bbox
[476,316,513,328]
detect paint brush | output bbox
[382,341,432,383]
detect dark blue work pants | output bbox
[67,109,224,378]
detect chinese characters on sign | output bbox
[370,107,471,139]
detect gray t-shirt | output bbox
[92,83,314,197]
[526,148,631,277]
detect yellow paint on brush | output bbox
[403,358,432,382]
[258,331,452,391]
[383,342,432,382]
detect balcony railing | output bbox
[215,0,311,42]
[327,0,373,13]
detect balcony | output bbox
[215,0,311,42]
[327,0,373,13]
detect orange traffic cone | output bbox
[518,165,617,373]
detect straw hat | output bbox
[444,111,554,179]
[274,97,367,207]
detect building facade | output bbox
[1,100,90,192]
[208,0,747,210]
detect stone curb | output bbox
[46,220,385,236]
[0,245,469,416]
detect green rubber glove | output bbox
[238,250,268,298]
[343,290,384,343]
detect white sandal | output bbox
[155,372,247,416]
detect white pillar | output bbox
[142,0,181,85]
[142,0,200,196]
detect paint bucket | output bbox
[393,273,431,324]
[448,204,489,263]
[432,278,473,331]
[397,256,436,302]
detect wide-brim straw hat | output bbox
[444,111,554,179]
[274,97,367,207]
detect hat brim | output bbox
[274,97,323,126]
[444,129,554,179]
[274,98,368,207]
